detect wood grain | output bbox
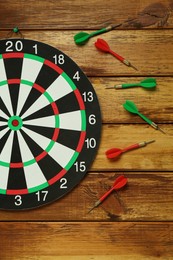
[1,30,173,76]
[91,77,173,123]
[0,172,173,221]
[0,222,173,259]
[0,0,172,29]
[93,124,173,171]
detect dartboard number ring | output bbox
[0,38,101,210]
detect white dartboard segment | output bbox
[0,121,8,127]
[59,110,82,131]
[21,93,50,119]
[48,142,75,168]
[46,74,73,100]
[21,56,43,83]
[0,58,7,82]
[0,109,9,120]
[0,165,9,190]
[17,131,47,190]
[23,115,56,128]
[17,130,35,162]
[22,125,75,168]
[0,131,13,190]
[0,131,14,163]
[0,127,9,139]
[0,84,14,116]
[21,126,52,151]
[16,82,32,116]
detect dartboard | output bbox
[0,38,101,210]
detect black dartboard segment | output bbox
[0,39,101,210]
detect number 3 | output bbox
[15,195,22,206]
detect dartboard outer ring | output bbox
[0,38,102,210]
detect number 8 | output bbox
[58,54,65,64]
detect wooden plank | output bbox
[91,76,173,123]
[0,222,173,259]
[93,124,173,171]
[0,30,172,76]
[0,172,173,221]
[0,0,172,29]
[0,123,170,173]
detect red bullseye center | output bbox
[12,119,19,126]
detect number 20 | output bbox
[6,41,23,52]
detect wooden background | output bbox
[0,0,173,259]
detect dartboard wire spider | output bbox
[6,27,24,39]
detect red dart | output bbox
[88,175,128,213]
[95,38,138,71]
[106,140,155,159]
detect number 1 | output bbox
[33,44,38,54]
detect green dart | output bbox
[107,78,157,89]
[123,100,166,134]
[74,24,121,45]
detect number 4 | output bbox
[73,71,80,81]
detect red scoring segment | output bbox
[48,168,67,185]
[7,188,28,195]
[76,131,86,152]
[44,59,63,74]
[33,83,45,93]
[74,89,85,110]
[10,162,24,168]
[3,53,24,59]
[8,79,21,84]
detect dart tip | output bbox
[151,122,166,134]
[105,85,123,89]
[130,64,138,71]
[108,23,122,30]
[105,86,115,89]
[88,200,101,213]
[87,206,96,214]
[145,139,155,145]
[158,127,166,134]
[123,60,138,71]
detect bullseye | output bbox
[8,116,23,130]
[12,119,19,127]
